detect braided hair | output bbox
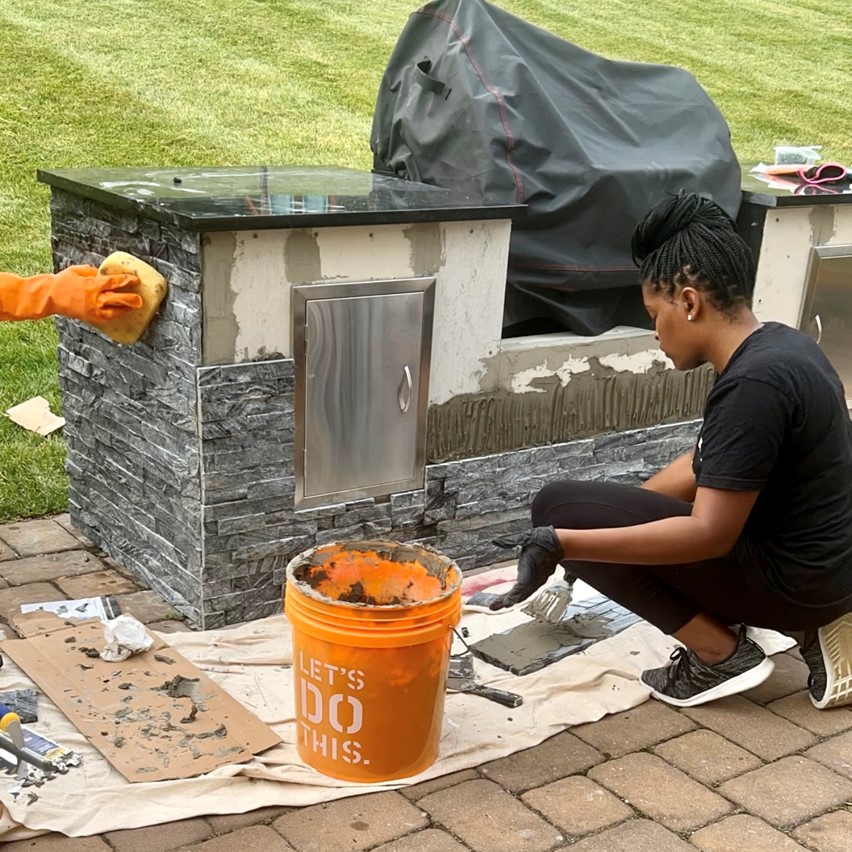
[631,192,756,316]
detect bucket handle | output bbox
[451,626,473,658]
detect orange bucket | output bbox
[284,540,462,782]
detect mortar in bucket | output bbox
[285,540,462,782]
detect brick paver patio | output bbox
[2,515,851,851]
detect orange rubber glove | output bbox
[0,265,143,325]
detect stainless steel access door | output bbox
[801,245,852,402]
[293,278,435,508]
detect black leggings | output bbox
[532,480,847,634]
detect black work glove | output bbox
[489,526,562,611]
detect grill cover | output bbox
[371,0,741,336]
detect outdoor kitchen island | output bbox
[39,165,851,627]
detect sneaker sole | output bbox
[811,612,852,710]
[645,657,775,708]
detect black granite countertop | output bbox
[741,164,852,208]
[37,166,526,231]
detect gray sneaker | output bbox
[800,613,852,709]
[640,628,774,708]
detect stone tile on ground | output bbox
[106,818,214,852]
[0,576,7,589]
[116,589,181,623]
[479,731,603,792]
[418,778,564,852]
[652,730,763,785]
[681,695,817,760]
[401,769,481,801]
[272,791,428,852]
[180,825,295,851]
[372,828,469,852]
[743,653,810,704]
[0,550,105,586]
[4,836,112,851]
[718,756,852,827]
[205,807,295,834]
[767,691,852,737]
[565,819,694,851]
[522,775,633,837]
[690,814,808,851]
[587,753,732,832]
[0,539,15,561]
[792,810,852,852]
[805,730,852,779]
[0,582,64,621]
[55,568,139,598]
[570,700,695,758]
[0,518,82,556]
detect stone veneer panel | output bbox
[198,360,302,627]
[51,190,205,623]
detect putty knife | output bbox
[447,654,523,708]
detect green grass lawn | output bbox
[1,0,850,520]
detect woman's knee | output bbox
[531,480,591,526]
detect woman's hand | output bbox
[489,526,563,610]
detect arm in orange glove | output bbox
[0,265,143,325]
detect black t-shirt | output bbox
[693,322,852,607]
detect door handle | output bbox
[814,313,823,345]
[398,365,413,413]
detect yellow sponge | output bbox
[96,251,168,345]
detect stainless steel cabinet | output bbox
[802,245,852,401]
[293,278,435,508]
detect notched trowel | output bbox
[447,655,523,708]
[522,577,575,626]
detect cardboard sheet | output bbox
[5,396,65,436]
[0,619,280,783]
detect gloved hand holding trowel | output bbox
[488,527,572,618]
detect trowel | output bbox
[447,655,523,708]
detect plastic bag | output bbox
[99,615,154,662]
[774,145,822,165]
